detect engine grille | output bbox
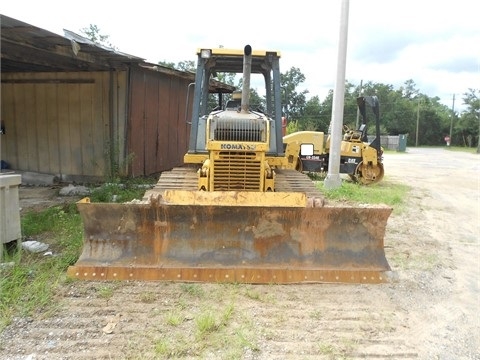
[213,152,262,191]
[212,118,266,142]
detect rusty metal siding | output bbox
[128,67,191,176]
[109,70,128,178]
[0,71,128,181]
[144,72,161,175]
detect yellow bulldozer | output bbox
[67,45,392,284]
[283,96,385,185]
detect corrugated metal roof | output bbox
[0,14,235,94]
[0,14,145,72]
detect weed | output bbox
[154,339,169,356]
[153,335,191,358]
[97,285,114,299]
[310,309,323,320]
[195,311,217,335]
[244,287,262,301]
[236,328,260,352]
[88,182,148,203]
[180,283,204,297]
[140,291,156,303]
[317,342,349,359]
[221,303,234,325]
[166,309,183,326]
[318,343,336,355]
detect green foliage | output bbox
[157,60,176,69]
[285,120,300,135]
[88,177,155,203]
[158,60,196,72]
[79,24,116,49]
[166,309,183,326]
[176,60,196,72]
[1,205,83,331]
[456,89,480,148]
[180,283,204,297]
[281,67,309,121]
[320,180,409,213]
[195,311,218,335]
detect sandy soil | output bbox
[1,147,479,360]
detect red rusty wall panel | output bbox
[129,69,146,177]
[128,67,192,177]
[156,78,171,171]
[143,74,160,175]
[170,77,190,168]
[167,78,179,168]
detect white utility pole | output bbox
[449,94,455,142]
[324,0,350,189]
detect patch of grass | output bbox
[445,146,478,154]
[195,311,218,336]
[154,335,191,358]
[318,343,336,355]
[220,303,234,326]
[320,179,410,213]
[245,288,262,300]
[236,327,260,353]
[140,291,156,303]
[180,283,204,297]
[166,309,183,326]
[310,309,323,320]
[317,341,350,359]
[153,293,259,359]
[1,204,83,331]
[88,178,154,203]
[154,339,169,356]
[97,285,114,299]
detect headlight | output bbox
[200,49,211,59]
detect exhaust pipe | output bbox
[241,45,252,113]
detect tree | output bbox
[80,24,116,49]
[157,60,176,69]
[302,96,326,131]
[281,67,308,122]
[176,60,196,72]
[457,89,480,148]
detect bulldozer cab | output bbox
[187,46,284,158]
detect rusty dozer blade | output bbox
[67,197,392,284]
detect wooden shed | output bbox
[1,15,232,183]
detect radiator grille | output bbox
[213,152,262,191]
[212,118,266,142]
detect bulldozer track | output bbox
[145,166,324,200]
[274,169,324,199]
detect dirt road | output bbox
[1,147,479,359]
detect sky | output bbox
[2,0,479,112]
